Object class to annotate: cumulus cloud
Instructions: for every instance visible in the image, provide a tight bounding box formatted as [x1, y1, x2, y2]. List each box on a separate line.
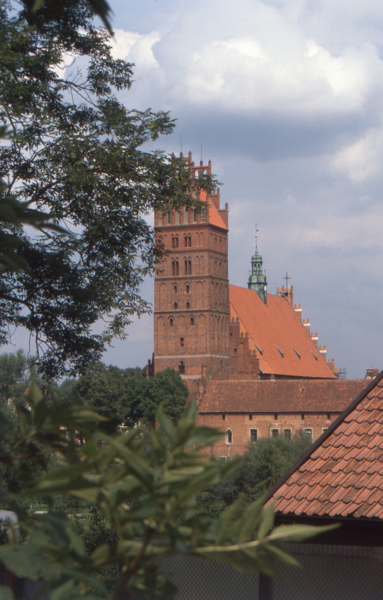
[333, 127, 383, 182]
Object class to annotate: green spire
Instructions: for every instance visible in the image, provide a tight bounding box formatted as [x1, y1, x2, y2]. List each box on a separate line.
[248, 225, 267, 303]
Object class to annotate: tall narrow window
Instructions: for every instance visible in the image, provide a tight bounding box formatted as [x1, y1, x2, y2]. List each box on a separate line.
[186, 302, 190, 309]
[188, 260, 192, 274]
[250, 429, 257, 442]
[167, 212, 171, 224]
[172, 236, 178, 248]
[184, 235, 188, 247]
[186, 284, 190, 294]
[172, 261, 179, 276]
[180, 337, 184, 347]
[174, 285, 178, 293]
[193, 209, 197, 222]
[304, 428, 313, 443]
[226, 429, 232, 444]
[190, 317, 194, 326]
[169, 318, 174, 326]
[178, 361, 185, 374]
[173, 302, 178, 309]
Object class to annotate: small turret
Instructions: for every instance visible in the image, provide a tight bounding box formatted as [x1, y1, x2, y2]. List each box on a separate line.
[248, 225, 267, 303]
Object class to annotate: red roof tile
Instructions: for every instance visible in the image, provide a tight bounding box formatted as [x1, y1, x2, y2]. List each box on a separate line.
[229, 286, 336, 378]
[267, 372, 383, 520]
[199, 379, 367, 413]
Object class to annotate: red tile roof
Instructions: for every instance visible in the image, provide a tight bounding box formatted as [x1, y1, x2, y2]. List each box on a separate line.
[199, 190, 227, 230]
[230, 286, 336, 379]
[267, 372, 383, 519]
[199, 379, 368, 414]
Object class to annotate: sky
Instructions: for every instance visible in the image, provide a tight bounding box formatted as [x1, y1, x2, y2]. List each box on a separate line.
[6, 0, 383, 379]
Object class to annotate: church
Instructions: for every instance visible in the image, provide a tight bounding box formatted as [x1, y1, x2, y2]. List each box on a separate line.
[148, 153, 368, 457]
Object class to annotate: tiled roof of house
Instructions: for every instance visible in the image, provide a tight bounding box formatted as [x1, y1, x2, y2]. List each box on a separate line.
[267, 372, 383, 519]
[199, 190, 227, 230]
[199, 379, 368, 413]
[229, 286, 336, 379]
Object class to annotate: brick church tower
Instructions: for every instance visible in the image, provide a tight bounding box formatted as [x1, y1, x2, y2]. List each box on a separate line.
[152, 152, 230, 395]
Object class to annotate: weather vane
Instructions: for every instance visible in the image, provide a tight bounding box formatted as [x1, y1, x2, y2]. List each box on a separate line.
[255, 223, 259, 249]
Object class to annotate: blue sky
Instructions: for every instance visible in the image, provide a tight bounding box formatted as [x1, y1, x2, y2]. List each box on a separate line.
[7, 0, 383, 379]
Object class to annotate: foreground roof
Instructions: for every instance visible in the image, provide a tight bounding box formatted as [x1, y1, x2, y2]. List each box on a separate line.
[268, 371, 383, 519]
[199, 379, 368, 413]
[229, 286, 336, 379]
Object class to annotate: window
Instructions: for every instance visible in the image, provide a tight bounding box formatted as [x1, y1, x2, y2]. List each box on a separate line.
[172, 236, 178, 248]
[301, 413, 305, 420]
[193, 209, 197, 222]
[172, 260, 179, 276]
[226, 429, 232, 444]
[222, 414, 225, 420]
[274, 413, 278, 420]
[249, 414, 253, 420]
[174, 285, 178, 293]
[218, 456, 227, 463]
[178, 361, 185, 374]
[186, 284, 190, 294]
[174, 302, 178, 309]
[180, 337, 184, 347]
[167, 212, 171, 224]
[250, 429, 258, 442]
[304, 428, 313, 442]
[271, 429, 279, 438]
[284, 429, 292, 440]
[186, 302, 190, 309]
[169, 318, 174, 326]
[327, 413, 331, 420]
[184, 260, 192, 275]
[190, 317, 194, 326]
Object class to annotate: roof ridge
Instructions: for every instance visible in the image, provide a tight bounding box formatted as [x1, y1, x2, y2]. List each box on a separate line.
[264, 369, 383, 505]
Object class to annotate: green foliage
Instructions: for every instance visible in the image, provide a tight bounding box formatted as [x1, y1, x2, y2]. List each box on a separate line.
[0, 385, 336, 599]
[0, 0, 213, 379]
[66, 364, 189, 426]
[200, 431, 313, 514]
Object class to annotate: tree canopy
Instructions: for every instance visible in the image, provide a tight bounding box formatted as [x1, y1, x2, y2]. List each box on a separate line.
[200, 432, 313, 514]
[66, 363, 189, 425]
[0, 0, 211, 379]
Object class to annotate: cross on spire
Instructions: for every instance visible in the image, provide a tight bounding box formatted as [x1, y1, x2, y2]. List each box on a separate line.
[283, 272, 291, 288]
[255, 223, 259, 250]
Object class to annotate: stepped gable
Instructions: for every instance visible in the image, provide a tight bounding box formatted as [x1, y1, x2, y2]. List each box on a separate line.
[199, 379, 368, 413]
[229, 285, 336, 379]
[267, 371, 383, 519]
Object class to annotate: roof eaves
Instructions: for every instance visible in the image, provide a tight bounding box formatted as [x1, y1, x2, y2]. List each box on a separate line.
[264, 370, 383, 506]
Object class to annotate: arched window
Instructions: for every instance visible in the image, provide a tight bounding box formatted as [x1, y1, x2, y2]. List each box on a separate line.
[190, 317, 194, 326]
[184, 260, 192, 275]
[167, 212, 171, 224]
[186, 284, 190, 294]
[193, 209, 197, 222]
[226, 429, 232, 444]
[172, 261, 179, 276]
[169, 318, 174, 326]
[174, 285, 178, 294]
[180, 337, 184, 347]
[186, 302, 190, 309]
[172, 236, 178, 248]
[174, 302, 178, 309]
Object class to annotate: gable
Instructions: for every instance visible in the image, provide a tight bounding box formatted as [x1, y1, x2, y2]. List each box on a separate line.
[229, 285, 336, 379]
[268, 372, 383, 519]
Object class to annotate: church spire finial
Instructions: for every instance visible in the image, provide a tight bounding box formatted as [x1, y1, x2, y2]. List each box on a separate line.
[248, 224, 267, 303]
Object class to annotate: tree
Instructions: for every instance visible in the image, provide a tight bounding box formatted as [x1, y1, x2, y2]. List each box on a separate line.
[200, 432, 313, 514]
[0, 350, 29, 404]
[67, 363, 189, 425]
[0, 0, 210, 380]
[0, 386, 334, 599]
